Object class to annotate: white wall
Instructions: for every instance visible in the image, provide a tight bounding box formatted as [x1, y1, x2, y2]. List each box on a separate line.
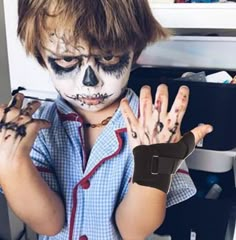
[3, 0, 56, 100]
[0, 0, 11, 102]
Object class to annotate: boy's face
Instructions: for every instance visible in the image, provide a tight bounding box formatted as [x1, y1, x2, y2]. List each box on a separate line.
[41, 37, 134, 112]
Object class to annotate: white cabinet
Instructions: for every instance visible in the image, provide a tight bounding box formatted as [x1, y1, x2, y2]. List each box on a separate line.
[149, 3, 236, 29]
[138, 3, 236, 70]
[137, 36, 236, 70]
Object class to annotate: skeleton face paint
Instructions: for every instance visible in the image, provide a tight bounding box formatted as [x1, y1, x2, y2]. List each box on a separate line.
[42, 38, 133, 112]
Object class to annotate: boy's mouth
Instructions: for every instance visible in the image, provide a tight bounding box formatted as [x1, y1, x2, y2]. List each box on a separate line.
[66, 93, 113, 105]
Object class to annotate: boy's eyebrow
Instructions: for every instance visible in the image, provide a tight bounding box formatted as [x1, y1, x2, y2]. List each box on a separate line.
[47, 52, 130, 59]
[43, 49, 73, 58]
[40, 41, 85, 55]
[42, 41, 131, 58]
[47, 53, 81, 59]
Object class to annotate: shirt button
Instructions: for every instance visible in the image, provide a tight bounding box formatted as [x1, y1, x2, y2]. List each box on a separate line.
[79, 235, 88, 240]
[81, 180, 90, 189]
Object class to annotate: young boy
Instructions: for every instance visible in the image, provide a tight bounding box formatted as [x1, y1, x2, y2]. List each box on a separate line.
[0, 0, 213, 239]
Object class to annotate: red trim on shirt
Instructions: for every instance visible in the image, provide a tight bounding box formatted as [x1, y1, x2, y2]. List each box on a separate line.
[78, 125, 87, 171]
[57, 109, 84, 123]
[36, 166, 53, 173]
[68, 128, 126, 240]
[177, 169, 189, 175]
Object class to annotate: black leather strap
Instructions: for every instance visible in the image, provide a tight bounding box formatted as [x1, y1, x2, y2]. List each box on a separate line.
[133, 132, 195, 193]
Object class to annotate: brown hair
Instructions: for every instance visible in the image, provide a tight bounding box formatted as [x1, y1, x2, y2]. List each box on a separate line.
[18, 0, 169, 67]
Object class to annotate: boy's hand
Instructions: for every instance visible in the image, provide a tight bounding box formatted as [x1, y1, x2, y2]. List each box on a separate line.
[121, 85, 213, 192]
[121, 85, 213, 149]
[0, 93, 50, 166]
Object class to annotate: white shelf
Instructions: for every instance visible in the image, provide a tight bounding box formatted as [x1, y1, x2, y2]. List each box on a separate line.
[150, 3, 236, 29]
[138, 35, 236, 70]
[186, 148, 235, 173]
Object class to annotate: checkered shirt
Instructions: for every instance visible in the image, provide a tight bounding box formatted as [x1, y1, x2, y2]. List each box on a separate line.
[1, 89, 196, 240]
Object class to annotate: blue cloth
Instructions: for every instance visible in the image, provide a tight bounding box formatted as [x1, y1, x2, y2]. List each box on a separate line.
[2, 89, 196, 240]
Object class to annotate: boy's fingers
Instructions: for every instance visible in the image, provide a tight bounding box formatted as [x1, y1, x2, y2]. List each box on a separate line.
[139, 86, 152, 127]
[17, 119, 51, 152]
[120, 98, 138, 127]
[0, 104, 7, 118]
[20, 101, 41, 116]
[0, 104, 7, 108]
[0, 119, 50, 159]
[120, 98, 141, 147]
[0, 94, 25, 122]
[26, 119, 51, 136]
[7, 93, 24, 109]
[120, 98, 139, 138]
[154, 84, 168, 117]
[169, 86, 189, 125]
[190, 124, 213, 145]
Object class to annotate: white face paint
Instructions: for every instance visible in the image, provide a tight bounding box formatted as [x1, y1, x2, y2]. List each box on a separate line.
[42, 37, 134, 112]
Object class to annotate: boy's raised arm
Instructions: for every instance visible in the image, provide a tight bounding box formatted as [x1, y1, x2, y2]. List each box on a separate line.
[116, 85, 213, 240]
[0, 93, 65, 236]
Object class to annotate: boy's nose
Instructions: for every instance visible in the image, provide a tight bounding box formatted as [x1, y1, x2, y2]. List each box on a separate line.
[82, 66, 99, 87]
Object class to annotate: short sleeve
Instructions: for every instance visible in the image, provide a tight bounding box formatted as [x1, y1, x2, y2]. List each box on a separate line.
[166, 161, 196, 208]
[30, 131, 60, 194]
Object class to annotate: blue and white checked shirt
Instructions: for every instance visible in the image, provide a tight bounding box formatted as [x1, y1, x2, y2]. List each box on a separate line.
[2, 89, 196, 240]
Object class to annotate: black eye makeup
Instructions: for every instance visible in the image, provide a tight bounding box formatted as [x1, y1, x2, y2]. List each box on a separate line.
[95, 53, 130, 78]
[47, 52, 131, 77]
[48, 56, 82, 75]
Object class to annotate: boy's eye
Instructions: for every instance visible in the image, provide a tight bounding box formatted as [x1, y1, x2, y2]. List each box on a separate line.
[55, 57, 79, 68]
[98, 55, 121, 65]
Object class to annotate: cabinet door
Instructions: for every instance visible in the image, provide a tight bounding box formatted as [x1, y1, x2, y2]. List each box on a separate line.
[148, 3, 236, 29]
